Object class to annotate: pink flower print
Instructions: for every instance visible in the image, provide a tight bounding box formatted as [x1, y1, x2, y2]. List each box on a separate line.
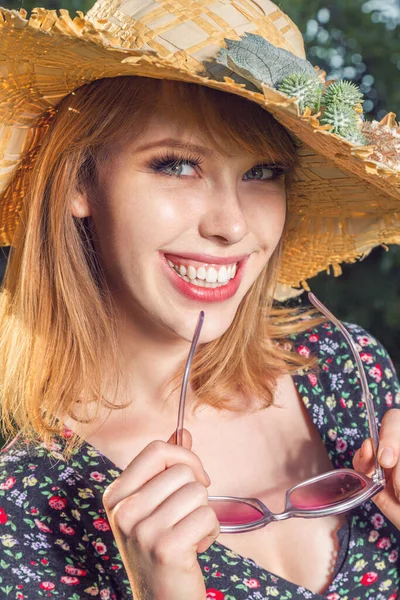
[389, 550, 398, 563]
[35, 519, 53, 533]
[339, 398, 347, 408]
[100, 590, 111, 599]
[388, 594, 398, 600]
[298, 345, 310, 357]
[370, 364, 383, 383]
[60, 523, 75, 535]
[360, 352, 374, 364]
[65, 565, 87, 577]
[377, 537, 391, 549]
[206, 591, 225, 600]
[30, 507, 38, 515]
[41, 559, 49, 565]
[361, 571, 378, 586]
[335, 438, 348, 453]
[62, 427, 74, 439]
[90, 471, 106, 482]
[308, 373, 318, 387]
[357, 335, 371, 347]
[385, 392, 393, 407]
[93, 540, 108, 555]
[204, 566, 210, 572]
[0, 476, 16, 490]
[93, 517, 111, 531]
[244, 578, 260, 588]
[214, 571, 222, 577]
[40, 582, 55, 590]
[61, 576, 81, 585]
[371, 513, 385, 529]
[327, 594, 340, 600]
[0, 507, 9, 524]
[309, 334, 319, 342]
[49, 495, 67, 510]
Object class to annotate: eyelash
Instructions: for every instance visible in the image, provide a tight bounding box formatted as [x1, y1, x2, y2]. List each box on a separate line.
[148, 151, 288, 180]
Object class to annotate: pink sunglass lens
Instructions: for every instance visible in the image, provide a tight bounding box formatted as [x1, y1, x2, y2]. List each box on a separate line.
[289, 472, 367, 510]
[209, 500, 264, 526]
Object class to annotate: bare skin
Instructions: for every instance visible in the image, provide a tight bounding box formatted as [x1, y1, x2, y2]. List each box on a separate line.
[65, 373, 345, 595]
[68, 97, 344, 598]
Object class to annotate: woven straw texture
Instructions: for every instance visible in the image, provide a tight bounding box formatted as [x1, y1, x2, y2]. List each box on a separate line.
[1, 0, 400, 289]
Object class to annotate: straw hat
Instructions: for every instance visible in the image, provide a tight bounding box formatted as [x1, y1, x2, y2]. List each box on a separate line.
[1, 0, 400, 295]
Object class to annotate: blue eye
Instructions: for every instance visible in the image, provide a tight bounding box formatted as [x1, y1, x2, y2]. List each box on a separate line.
[149, 152, 203, 177]
[244, 165, 287, 181]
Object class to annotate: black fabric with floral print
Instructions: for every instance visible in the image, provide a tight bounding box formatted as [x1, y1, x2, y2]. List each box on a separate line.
[0, 321, 399, 599]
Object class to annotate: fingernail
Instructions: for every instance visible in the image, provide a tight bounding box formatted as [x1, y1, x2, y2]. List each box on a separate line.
[379, 447, 395, 468]
[204, 471, 211, 485]
[359, 443, 364, 459]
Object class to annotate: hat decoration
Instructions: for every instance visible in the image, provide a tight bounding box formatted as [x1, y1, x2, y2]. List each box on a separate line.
[0, 0, 400, 296]
[215, 33, 366, 145]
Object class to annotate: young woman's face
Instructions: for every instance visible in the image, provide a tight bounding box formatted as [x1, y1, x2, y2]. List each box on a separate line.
[73, 102, 288, 343]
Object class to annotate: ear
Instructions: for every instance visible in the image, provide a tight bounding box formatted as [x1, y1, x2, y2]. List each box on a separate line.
[71, 189, 92, 218]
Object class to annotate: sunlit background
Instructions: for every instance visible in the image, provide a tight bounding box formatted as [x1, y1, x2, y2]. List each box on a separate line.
[2, 0, 400, 376]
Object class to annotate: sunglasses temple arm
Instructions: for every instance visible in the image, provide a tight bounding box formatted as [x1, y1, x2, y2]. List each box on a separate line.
[308, 293, 384, 481]
[175, 311, 205, 446]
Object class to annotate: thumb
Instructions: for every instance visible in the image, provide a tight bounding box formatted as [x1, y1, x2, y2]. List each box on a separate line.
[167, 428, 193, 450]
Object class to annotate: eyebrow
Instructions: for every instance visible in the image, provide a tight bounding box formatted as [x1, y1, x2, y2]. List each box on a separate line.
[134, 138, 215, 157]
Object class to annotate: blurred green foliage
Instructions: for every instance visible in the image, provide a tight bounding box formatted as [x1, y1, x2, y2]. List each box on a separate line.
[3, 0, 400, 375]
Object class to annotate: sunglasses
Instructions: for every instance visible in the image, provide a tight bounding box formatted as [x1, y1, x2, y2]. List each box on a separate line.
[175, 292, 385, 534]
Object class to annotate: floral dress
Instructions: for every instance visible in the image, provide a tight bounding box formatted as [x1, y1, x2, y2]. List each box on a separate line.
[0, 321, 399, 600]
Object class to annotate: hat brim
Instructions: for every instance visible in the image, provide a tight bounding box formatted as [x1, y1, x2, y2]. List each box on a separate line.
[1, 7, 400, 289]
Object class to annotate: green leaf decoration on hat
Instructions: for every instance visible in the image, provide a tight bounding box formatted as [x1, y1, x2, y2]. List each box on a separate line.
[277, 74, 324, 113]
[216, 33, 317, 91]
[215, 33, 367, 146]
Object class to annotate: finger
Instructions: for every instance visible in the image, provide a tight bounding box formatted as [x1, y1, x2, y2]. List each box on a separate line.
[390, 458, 400, 501]
[110, 463, 199, 533]
[145, 503, 219, 563]
[353, 438, 375, 476]
[103, 438, 210, 510]
[167, 428, 192, 449]
[377, 408, 400, 469]
[137, 480, 210, 545]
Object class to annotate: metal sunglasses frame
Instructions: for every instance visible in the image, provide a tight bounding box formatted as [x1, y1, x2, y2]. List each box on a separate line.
[175, 293, 385, 534]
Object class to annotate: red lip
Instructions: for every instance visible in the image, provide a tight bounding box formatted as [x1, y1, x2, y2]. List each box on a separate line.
[163, 252, 250, 266]
[161, 254, 249, 303]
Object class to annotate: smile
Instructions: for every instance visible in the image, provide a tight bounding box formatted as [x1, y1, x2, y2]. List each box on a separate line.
[166, 258, 237, 288]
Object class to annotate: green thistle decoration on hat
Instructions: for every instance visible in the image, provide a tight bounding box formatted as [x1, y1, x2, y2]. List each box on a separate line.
[320, 104, 361, 140]
[320, 81, 366, 144]
[277, 74, 324, 113]
[323, 80, 364, 107]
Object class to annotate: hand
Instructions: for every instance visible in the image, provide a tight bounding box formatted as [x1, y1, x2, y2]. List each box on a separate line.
[353, 408, 400, 529]
[102, 428, 219, 600]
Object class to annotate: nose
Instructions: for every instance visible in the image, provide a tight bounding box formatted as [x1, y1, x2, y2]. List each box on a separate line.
[198, 183, 248, 245]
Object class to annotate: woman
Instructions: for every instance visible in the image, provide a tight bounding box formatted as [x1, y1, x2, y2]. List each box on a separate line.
[1, 1, 400, 599]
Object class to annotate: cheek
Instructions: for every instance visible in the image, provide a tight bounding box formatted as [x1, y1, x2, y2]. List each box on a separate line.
[91, 177, 195, 256]
[250, 191, 287, 245]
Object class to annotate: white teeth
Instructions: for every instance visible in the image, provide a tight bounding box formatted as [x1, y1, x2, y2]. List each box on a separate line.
[187, 265, 197, 280]
[217, 265, 228, 283]
[206, 267, 218, 283]
[197, 266, 206, 280]
[166, 257, 239, 288]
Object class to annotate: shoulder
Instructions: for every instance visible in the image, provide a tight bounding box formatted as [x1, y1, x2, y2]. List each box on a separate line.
[0, 436, 115, 594]
[290, 320, 400, 419]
